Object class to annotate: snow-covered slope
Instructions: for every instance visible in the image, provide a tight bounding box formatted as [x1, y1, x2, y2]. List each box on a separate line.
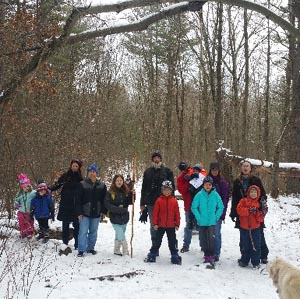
[1, 183, 300, 299]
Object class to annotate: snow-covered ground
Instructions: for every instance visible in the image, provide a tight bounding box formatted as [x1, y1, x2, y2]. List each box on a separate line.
[1, 182, 300, 299]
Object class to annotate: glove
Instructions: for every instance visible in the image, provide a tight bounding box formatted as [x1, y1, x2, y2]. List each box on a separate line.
[190, 173, 199, 180]
[50, 214, 55, 221]
[230, 215, 236, 222]
[249, 207, 257, 214]
[30, 211, 34, 221]
[139, 207, 148, 224]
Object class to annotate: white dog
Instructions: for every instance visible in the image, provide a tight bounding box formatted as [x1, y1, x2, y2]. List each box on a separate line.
[268, 258, 300, 299]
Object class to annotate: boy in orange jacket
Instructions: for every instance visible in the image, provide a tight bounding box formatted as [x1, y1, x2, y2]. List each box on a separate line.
[145, 180, 181, 264]
[237, 185, 267, 269]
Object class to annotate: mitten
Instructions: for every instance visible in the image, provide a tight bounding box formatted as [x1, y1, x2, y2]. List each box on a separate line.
[190, 173, 199, 180]
[230, 215, 236, 222]
[249, 207, 257, 214]
[139, 207, 148, 224]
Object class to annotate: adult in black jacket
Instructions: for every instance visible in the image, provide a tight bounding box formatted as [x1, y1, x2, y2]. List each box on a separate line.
[140, 151, 174, 247]
[229, 160, 269, 264]
[105, 174, 132, 256]
[49, 159, 83, 252]
[76, 164, 107, 257]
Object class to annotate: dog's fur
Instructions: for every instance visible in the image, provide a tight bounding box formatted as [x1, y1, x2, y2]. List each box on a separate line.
[268, 258, 300, 299]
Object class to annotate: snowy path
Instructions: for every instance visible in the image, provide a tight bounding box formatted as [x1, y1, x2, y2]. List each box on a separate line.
[1, 185, 300, 299]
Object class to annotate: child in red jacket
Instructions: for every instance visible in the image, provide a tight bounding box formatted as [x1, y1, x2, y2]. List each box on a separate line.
[237, 185, 267, 269]
[145, 180, 181, 264]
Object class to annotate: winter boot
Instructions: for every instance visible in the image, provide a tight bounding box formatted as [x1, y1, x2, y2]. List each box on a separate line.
[144, 252, 156, 263]
[171, 253, 182, 265]
[121, 240, 129, 256]
[209, 256, 215, 266]
[180, 245, 189, 253]
[203, 256, 210, 263]
[114, 240, 122, 256]
[36, 233, 44, 240]
[59, 245, 72, 256]
[238, 259, 248, 268]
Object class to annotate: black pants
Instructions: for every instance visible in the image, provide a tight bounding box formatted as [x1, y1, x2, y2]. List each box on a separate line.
[62, 219, 79, 247]
[37, 218, 49, 237]
[260, 226, 269, 259]
[149, 227, 177, 255]
[199, 226, 215, 257]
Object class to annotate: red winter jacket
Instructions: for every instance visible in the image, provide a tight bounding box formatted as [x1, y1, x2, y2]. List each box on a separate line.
[152, 195, 180, 228]
[176, 167, 193, 212]
[237, 185, 264, 230]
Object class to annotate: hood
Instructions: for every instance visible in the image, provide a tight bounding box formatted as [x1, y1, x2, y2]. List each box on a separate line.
[247, 185, 261, 200]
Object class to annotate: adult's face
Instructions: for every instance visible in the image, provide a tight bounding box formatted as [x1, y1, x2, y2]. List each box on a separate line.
[88, 170, 97, 182]
[152, 156, 161, 163]
[241, 162, 251, 175]
[211, 168, 219, 177]
[71, 163, 79, 172]
[115, 177, 124, 188]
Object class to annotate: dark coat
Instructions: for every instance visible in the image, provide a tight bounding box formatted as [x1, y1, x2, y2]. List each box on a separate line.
[230, 174, 266, 228]
[49, 171, 82, 222]
[105, 189, 132, 225]
[31, 193, 54, 219]
[141, 165, 174, 207]
[76, 178, 107, 218]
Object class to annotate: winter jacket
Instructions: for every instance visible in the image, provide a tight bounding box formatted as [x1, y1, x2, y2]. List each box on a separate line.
[105, 188, 132, 225]
[237, 185, 265, 230]
[76, 178, 107, 218]
[49, 171, 82, 222]
[230, 174, 266, 228]
[176, 167, 194, 212]
[211, 175, 230, 220]
[14, 190, 36, 213]
[191, 188, 224, 227]
[31, 193, 54, 219]
[141, 165, 174, 207]
[152, 195, 180, 228]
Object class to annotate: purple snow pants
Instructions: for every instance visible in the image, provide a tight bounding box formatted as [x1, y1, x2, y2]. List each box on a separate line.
[17, 211, 34, 238]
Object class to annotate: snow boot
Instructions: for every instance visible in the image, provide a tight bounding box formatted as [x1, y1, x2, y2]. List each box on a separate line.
[59, 245, 72, 256]
[209, 256, 215, 266]
[114, 240, 122, 256]
[121, 240, 129, 256]
[203, 256, 210, 263]
[171, 253, 182, 265]
[144, 252, 156, 263]
[238, 259, 248, 268]
[180, 245, 189, 253]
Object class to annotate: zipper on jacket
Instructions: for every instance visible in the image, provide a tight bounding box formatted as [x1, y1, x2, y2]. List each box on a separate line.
[166, 196, 169, 227]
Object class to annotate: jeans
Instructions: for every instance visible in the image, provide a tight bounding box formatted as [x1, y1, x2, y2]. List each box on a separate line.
[62, 219, 79, 247]
[199, 226, 215, 257]
[214, 219, 222, 257]
[112, 223, 127, 241]
[147, 206, 157, 246]
[149, 227, 178, 255]
[240, 228, 261, 267]
[78, 216, 100, 252]
[183, 211, 193, 248]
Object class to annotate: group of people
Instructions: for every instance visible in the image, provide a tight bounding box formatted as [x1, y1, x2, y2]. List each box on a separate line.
[14, 151, 269, 268]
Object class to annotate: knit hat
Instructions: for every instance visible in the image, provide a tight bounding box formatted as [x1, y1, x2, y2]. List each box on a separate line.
[178, 162, 188, 171]
[209, 162, 220, 170]
[193, 164, 203, 172]
[87, 164, 99, 175]
[161, 180, 173, 191]
[151, 151, 162, 160]
[203, 176, 213, 185]
[71, 159, 83, 168]
[18, 173, 31, 187]
[36, 183, 48, 192]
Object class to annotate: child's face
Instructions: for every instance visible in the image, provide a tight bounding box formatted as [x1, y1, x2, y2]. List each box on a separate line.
[249, 188, 258, 199]
[22, 185, 30, 192]
[38, 190, 46, 196]
[115, 177, 124, 188]
[203, 182, 212, 192]
[162, 188, 172, 196]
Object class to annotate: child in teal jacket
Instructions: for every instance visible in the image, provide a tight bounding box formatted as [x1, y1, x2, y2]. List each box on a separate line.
[14, 174, 36, 238]
[191, 176, 224, 266]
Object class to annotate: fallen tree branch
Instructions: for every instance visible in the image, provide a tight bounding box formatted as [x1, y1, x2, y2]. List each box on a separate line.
[89, 270, 145, 281]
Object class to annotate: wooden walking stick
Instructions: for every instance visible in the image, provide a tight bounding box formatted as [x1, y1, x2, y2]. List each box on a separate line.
[130, 153, 137, 258]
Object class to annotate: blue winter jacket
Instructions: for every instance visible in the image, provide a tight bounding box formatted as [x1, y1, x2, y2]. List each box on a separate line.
[31, 193, 54, 219]
[191, 188, 224, 226]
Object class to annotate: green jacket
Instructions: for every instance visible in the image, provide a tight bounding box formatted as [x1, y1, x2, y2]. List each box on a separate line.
[14, 190, 36, 213]
[191, 188, 224, 226]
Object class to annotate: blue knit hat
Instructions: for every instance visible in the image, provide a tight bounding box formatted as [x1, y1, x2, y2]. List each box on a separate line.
[87, 164, 99, 175]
